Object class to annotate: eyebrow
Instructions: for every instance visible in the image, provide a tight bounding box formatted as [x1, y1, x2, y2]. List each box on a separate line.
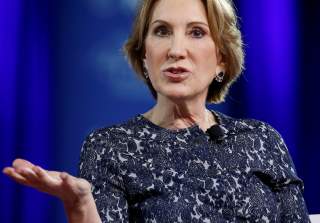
[151, 19, 209, 28]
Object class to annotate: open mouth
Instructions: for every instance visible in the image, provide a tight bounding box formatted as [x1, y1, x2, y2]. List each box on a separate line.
[163, 67, 190, 82]
[165, 67, 188, 74]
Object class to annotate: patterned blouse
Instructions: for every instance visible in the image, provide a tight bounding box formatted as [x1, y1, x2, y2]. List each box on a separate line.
[78, 110, 310, 222]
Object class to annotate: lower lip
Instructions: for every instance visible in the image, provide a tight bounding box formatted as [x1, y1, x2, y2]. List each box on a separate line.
[163, 71, 190, 82]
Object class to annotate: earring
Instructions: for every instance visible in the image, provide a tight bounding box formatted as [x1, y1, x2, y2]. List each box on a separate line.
[215, 72, 224, 82]
[143, 62, 149, 79]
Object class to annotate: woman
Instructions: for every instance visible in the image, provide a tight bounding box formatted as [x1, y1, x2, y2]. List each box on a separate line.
[3, 0, 310, 222]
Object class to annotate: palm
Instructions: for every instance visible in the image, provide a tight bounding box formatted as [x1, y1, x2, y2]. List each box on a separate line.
[2, 159, 91, 206]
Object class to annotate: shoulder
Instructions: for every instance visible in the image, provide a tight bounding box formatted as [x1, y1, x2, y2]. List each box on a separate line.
[215, 110, 288, 154]
[217, 112, 301, 182]
[83, 115, 141, 144]
[215, 110, 280, 137]
[79, 115, 143, 173]
[236, 117, 286, 147]
[80, 115, 143, 157]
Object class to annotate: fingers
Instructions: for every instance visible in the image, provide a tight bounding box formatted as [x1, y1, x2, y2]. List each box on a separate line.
[3, 161, 91, 202]
[33, 165, 62, 185]
[47, 170, 64, 179]
[3, 162, 62, 193]
[2, 167, 28, 185]
[12, 158, 35, 169]
[8, 165, 45, 188]
[16, 166, 41, 184]
[8, 159, 40, 184]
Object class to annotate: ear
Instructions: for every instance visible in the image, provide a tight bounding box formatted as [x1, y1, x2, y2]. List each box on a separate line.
[142, 58, 147, 69]
[215, 49, 225, 74]
[215, 62, 226, 75]
[143, 57, 151, 71]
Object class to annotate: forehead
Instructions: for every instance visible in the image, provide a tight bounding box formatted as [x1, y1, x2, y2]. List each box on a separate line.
[150, 0, 208, 24]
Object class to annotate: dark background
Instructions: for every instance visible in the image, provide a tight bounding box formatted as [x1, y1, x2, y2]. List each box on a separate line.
[1, 0, 319, 222]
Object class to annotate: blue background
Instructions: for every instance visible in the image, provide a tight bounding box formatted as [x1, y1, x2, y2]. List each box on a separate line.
[1, 0, 319, 222]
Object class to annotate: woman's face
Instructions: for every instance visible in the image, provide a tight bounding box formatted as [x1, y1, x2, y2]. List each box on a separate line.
[144, 0, 223, 102]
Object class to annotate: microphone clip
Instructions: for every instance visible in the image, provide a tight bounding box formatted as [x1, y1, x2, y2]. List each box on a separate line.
[205, 124, 228, 142]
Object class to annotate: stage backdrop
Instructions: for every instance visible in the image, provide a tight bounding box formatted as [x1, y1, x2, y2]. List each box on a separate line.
[1, 0, 319, 222]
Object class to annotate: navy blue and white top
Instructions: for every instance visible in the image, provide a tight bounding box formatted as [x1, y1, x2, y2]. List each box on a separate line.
[78, 110, 310, 222]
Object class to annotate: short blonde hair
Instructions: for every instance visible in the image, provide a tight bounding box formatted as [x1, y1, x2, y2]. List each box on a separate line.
[123, 0, 244, 103]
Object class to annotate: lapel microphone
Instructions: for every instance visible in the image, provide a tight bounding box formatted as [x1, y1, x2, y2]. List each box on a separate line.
[205, 124, 226, 142]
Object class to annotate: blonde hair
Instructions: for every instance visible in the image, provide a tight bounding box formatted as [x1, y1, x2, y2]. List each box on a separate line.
[123, 0, 244, 103]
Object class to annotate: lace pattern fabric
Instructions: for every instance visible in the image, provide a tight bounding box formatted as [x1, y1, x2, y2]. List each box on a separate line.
[78, 110, 310, 222]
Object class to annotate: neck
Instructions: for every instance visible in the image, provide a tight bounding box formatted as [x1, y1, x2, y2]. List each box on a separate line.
[143, 95, 216, 131]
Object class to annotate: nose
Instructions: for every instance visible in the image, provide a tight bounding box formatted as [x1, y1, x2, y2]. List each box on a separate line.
[167, 34, 187, 60]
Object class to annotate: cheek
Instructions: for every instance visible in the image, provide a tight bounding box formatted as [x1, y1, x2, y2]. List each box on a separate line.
[194, 46, 218, 74]
[145, 38, 167, 68]
[145, 50, 158, 73]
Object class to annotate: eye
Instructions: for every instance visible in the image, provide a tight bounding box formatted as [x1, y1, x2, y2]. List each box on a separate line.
[189, 27, 206, 38]
[153, 25, 171, 37]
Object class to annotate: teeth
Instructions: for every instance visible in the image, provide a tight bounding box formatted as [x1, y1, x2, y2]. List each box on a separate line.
[170, 69, 183, 74]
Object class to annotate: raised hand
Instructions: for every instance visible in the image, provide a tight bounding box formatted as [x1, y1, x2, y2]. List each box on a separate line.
[3, 159, 101, 223]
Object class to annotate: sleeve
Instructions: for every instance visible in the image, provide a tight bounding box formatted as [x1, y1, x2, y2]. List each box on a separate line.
[265, 124, 310, 222]
[78, 130, 129, 223]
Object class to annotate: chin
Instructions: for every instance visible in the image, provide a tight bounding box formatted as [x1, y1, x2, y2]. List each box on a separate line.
[160, 89, 194, 101]
[155, 83, 204, 101]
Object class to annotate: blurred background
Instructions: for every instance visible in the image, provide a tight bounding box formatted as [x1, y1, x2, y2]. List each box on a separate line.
[1, 0, 319, 222]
